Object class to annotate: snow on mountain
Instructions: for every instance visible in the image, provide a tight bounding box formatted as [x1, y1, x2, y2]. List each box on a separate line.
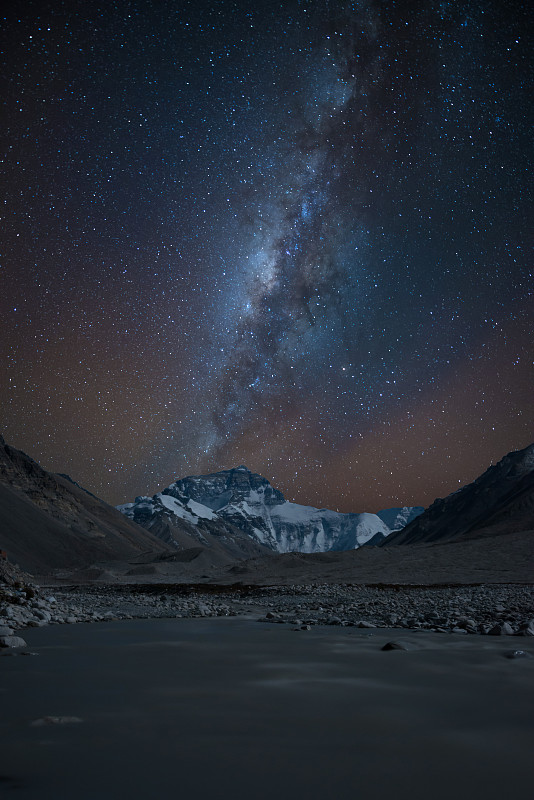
[118, 493, 216, 529]
[375, 506, 426, 532]
[117, 486, 270, 562]
[118, 466, 423, 553]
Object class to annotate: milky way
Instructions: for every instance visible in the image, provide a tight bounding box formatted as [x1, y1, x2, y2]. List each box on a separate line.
[207, 29, 369, 450]
[1, 0, 532, 511]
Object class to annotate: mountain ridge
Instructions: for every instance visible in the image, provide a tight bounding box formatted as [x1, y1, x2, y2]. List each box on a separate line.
[384, 443, 534, 546]
[118, 465, 424, 553]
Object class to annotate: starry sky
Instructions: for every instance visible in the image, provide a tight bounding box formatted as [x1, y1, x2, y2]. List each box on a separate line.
[1, 0, 532, 513]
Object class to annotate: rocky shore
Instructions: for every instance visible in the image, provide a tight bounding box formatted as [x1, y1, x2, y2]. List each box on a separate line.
[1, 580, 533, 647]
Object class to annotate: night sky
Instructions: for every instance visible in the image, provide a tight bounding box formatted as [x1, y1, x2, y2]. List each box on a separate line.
[1, 0, 532, 513]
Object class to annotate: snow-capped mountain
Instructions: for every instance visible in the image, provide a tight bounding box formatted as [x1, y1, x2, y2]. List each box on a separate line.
[115, 487, 271, 564]
[118, 466, 423, 553]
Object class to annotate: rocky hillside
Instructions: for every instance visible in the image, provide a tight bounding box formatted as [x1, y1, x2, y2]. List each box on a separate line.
[0, 434, 172, 574]
[384, 443, 534, 546]
[119, 465, 423, 553]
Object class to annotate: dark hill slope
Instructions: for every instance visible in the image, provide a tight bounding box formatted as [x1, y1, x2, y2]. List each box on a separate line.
[384, 443, 534, 546]
[0, 434, 171, 574]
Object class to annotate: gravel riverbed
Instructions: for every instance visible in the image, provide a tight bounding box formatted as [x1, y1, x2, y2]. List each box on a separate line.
[2, 581, 534, 646]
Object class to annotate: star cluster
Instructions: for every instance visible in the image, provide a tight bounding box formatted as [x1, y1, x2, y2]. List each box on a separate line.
[1, 0, 532, 511]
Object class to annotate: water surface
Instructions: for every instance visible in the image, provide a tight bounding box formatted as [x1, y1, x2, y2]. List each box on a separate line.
[1, 618, 533, 799]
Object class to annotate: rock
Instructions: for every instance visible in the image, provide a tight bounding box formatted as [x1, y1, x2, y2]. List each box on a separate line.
[488, 622, 515, 636]
[381, 640, 418, 651]
[452, 627, 468, 634]
[516, 620, 534, 636]
[0, 635, 28, 648]
[357, 621, 376, 629]
[457, 617, 477, 629]
[0, 625, 15, 636]
[503, 650, 532, 659]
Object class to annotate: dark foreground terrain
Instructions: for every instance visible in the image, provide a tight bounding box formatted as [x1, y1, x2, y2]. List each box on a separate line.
[1, 617, 533, 800]
[1, 579, 533, 800]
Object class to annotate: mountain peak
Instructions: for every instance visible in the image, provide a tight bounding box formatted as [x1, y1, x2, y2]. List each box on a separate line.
[164, 465, 286, 512]
[500, 442, 534, 474]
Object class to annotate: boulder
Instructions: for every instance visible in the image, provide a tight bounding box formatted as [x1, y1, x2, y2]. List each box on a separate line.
[0, 635, 28, 648]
